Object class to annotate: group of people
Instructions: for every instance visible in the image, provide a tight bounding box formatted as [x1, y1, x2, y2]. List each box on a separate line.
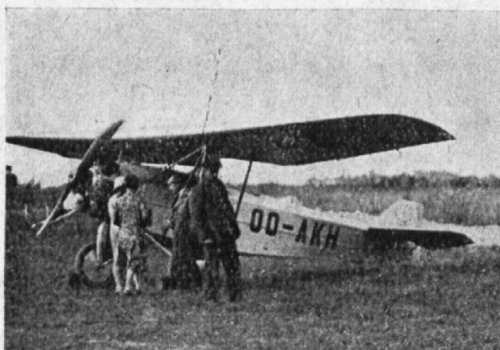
[45, 154, 150, 296]
[79, 154, 150, 296]
[84, 153, 242, 301]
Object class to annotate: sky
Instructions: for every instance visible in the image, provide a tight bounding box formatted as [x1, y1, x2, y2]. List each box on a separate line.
[4, 5, 500, 186]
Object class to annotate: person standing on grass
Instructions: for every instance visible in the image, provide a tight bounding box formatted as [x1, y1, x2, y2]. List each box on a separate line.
[166, 174, 203, 291]
[108, 176, 126, 292]
[189, 156, 242, 302]
[108, 174, 149, 295]
[89, 154, 121, 266]
[6, 165, 18, 208]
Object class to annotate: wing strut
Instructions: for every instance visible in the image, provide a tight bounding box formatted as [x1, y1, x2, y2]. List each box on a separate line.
[235, 160, 253, 218]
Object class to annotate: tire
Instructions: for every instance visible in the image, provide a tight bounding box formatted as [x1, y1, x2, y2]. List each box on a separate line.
[74, 242, 114, 289]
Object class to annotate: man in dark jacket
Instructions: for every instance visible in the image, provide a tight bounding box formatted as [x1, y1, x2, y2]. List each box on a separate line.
[167, 175, 202, 290]
[189, 157, 242, 302]
[6, 165, 18, 208]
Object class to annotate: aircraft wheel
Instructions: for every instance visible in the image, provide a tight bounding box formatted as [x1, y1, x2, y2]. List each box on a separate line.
[74, 242, 114, 289]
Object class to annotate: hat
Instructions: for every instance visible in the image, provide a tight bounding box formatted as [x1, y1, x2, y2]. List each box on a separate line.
[202, 155, 222, 173]
[124, 174, 140, 190]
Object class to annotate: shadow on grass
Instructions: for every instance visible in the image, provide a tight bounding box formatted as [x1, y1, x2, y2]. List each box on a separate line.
[243, 247, 500, 293]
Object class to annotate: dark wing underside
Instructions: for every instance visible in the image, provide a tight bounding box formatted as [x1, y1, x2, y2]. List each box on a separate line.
[6, 114, 454, 165]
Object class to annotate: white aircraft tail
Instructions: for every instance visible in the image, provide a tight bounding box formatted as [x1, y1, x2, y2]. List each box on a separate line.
[377, 200, 424, 228]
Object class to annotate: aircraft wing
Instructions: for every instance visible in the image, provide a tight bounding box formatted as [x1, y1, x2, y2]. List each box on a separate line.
[6, 114, 453, 165]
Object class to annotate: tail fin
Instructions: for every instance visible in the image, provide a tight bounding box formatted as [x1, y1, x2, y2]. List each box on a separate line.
[377, 200, 424, 228]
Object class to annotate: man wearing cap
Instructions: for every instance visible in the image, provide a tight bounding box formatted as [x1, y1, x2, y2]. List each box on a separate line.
[189, 157, 242, 302]
[167, 174, 202, 290]
[108, 174, 148, 295]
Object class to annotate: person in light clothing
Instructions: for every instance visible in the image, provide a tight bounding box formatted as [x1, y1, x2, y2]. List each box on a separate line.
[108, 176, 126, 292]
[108, 174, 148, 295]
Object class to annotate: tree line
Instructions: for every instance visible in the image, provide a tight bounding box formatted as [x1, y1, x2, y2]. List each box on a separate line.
[243, 171, 500, 195]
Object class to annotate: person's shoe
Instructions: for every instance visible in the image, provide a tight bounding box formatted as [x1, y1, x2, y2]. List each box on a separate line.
[122, 289, 134, 296]
[95, 259, 108, 271]
[161, 277, 171, 290]
[115, 286, 123, 294]
[204, 291, 218, 302]
[229, 290, 242, 303]
[67, 270, 81, 291]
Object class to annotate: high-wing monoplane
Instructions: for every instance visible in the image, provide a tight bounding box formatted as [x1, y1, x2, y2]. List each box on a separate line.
[7, 114, 473, 285]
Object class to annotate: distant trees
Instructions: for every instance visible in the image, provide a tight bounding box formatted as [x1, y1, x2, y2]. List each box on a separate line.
[239, 172, 500, 199]
[305, 172, 500, 191]
[240, 172, 500, 226]
[6, 180, 59, 211]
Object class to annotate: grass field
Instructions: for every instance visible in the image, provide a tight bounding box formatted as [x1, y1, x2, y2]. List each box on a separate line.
[5, 210, 500, 350]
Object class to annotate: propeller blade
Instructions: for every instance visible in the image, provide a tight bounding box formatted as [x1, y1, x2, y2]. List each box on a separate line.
[74, 120, 124, 182]
[35, 120, 124, 238]
[35, 183, 72, 237]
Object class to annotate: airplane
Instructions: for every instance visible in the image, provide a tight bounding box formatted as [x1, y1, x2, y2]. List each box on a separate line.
[6, 114, 473, 287]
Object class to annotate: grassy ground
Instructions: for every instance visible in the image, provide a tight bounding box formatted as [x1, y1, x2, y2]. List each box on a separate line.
[5, 210, 500, 349]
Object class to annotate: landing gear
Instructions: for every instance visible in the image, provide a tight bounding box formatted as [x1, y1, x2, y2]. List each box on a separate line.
[74, 242, 114, 288]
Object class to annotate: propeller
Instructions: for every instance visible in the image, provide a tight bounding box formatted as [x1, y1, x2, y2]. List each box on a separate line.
[35, 120, 124, 237]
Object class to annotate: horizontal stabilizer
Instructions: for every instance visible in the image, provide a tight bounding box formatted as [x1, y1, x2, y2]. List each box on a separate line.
[370, 200, 473, 249]
[366, 228, 473, 250]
